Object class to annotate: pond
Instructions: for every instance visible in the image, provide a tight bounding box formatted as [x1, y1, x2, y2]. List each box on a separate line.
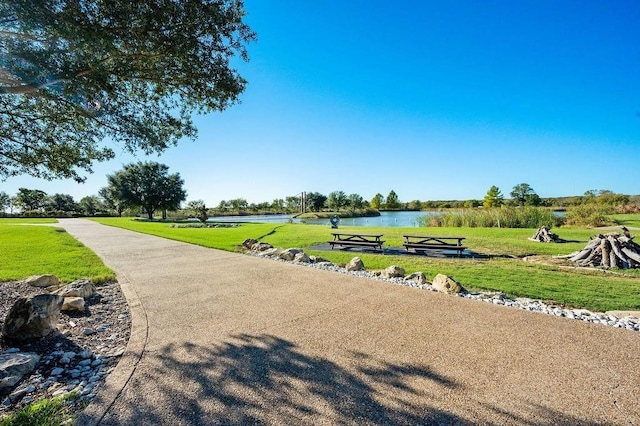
[208, 211, 435, 227]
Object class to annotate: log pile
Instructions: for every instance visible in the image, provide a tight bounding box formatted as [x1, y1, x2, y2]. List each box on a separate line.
[528, 226, 561, 242]
[556, 228, 640, 268]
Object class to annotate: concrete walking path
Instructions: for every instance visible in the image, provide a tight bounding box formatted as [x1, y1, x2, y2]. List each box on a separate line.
[58, 219, 640, 425]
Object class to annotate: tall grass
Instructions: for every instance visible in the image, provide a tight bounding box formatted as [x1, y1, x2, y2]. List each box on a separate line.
[420, 207, 561, 229]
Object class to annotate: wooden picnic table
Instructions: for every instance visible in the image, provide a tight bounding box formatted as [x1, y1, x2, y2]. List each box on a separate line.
[328, 233, 385, 252]
[403, 235, 466, 256]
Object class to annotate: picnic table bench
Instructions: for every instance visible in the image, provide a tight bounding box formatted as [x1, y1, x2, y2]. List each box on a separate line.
[328, 233, 385, 252]
[403, 235, 466, 256]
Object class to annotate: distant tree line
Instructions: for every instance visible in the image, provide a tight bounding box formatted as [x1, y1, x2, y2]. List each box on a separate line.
[3, 173, 638, 219]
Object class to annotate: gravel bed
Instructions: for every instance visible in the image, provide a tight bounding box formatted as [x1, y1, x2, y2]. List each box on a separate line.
[0, 280, 131, 420]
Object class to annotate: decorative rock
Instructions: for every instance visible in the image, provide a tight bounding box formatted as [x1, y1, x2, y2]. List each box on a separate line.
[22, 275, 61, 288]
[431, 274, 466, 295]
[8, 387, 27, 402]
[0, 352, 40, 394]
[261, 248, 283, 257]
[61, 297, 85, 312]
[279, 248, 302, 261]
[309, 255, 328, 264]
[294, 252, 311, 263]
[404, 272, 428, 285]
[54, 279, 96, 299]
[50, 367, 64, 376]
[83, 328, 95, 336]
[346, 257, 365, 272]
[2, 294, 64, 340]
[382, 265, 405, 278]
[242, 238, 258, 249]
[251, 242, 273, 252]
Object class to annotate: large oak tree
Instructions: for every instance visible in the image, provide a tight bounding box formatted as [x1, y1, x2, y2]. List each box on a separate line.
[0, 0, 255, 181]
[106, 162, 186, 219]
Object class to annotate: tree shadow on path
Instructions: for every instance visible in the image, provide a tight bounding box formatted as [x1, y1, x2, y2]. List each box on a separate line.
[98, 334, 465, 425]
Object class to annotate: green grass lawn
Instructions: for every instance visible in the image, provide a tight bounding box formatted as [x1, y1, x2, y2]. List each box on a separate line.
[93, 217, 640, 312]
[0, 219, 114, 283]
[612, 213, 640, 228]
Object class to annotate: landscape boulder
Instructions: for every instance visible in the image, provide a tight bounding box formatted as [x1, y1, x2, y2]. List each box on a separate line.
[309, 255, 328, 264]
[61, 297, 86, 312]
[382, 265, 405, 278]
[405, 272, 428, 285]
[346, 257, 364, 272]
[242, 238, 258, 249]
[431, 274, 466, 295]
[294, 252, 311, 263]
[22, 275, 60, 288]
[251, 242, 273, 252]
[54, 279, 96, 299]
[260, 248, 283, 257]
[279, 248, 302, 261]
[0, 352, 40, 395]
[2, 294, 64, 340]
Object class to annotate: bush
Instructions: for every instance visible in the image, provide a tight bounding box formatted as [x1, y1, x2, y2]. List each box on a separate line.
[564, 204, 615, 227]
[419, 207, 562, 228]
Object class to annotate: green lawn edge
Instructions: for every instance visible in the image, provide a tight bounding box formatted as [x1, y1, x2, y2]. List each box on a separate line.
[0, 220, 114, 283]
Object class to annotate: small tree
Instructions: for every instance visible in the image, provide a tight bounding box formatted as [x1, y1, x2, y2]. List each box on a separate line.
[187, 200, 209, 224]
[483, 186, 504, 208]
[407, 200, 422, 210]
[270, 199, 284, 212]
[370, 193, 384, 210]
[285, 196, 301, 212]
[510, 183, 540, 206]
[46, 193, 78, 213]
[347, 193, 364, 210]
[385, 190, 400, 209]
[15, 188, 47, 212]
[79, 195, 102, 216]
[327, 191, 348, 211]
[229, 198, 249, 212]
[99, 186, 128, 217]
[305, 192, 327, 212]
[0, 191, 9, 216]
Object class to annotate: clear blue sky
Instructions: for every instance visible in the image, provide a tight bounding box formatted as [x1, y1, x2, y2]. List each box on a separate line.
[3, 0, 639, 205]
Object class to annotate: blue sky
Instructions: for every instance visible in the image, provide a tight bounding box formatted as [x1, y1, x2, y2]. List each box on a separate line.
[3, 0, 639, 205]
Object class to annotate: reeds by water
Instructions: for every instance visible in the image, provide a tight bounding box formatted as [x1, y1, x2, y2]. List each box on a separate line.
[419, 207, 561, 228]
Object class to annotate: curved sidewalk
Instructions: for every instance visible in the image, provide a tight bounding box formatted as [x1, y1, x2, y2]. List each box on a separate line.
[60, 219, 640, 425]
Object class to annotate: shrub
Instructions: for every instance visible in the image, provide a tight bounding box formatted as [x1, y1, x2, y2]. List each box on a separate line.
[564, 204, 614, 227]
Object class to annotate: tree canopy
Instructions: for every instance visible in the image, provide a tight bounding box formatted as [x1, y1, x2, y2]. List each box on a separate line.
[0, 0, 255, 182]
[106, 162, 186, 219]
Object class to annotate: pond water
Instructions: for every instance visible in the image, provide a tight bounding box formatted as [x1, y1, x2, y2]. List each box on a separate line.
[207, 209, 566, 228]
[208, 211, 434, 227]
